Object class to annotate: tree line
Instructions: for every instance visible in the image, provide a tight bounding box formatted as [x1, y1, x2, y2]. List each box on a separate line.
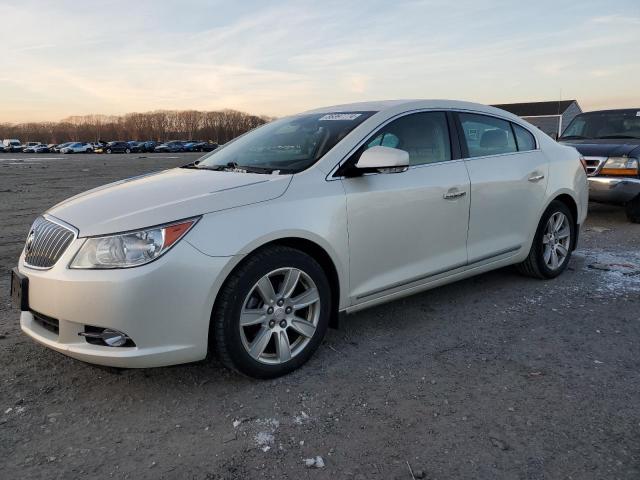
[0, 109, 273, 144]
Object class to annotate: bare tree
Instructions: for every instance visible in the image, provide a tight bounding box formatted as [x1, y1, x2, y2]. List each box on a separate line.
[0, 109, 271, 144]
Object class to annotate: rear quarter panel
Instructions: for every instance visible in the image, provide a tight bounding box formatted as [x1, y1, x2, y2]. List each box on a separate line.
[542, 139, 589, 225]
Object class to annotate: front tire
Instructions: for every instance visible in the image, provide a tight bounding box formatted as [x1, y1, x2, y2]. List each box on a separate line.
[212, 246, 331, 379]
[517, 200, 575, 279]
[625, 195, 640, 223]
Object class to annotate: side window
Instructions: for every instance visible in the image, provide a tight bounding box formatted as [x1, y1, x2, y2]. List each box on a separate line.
[363, 112, 451, 166]
[512, 124, 536, 151]
[459, 113, 517, 158]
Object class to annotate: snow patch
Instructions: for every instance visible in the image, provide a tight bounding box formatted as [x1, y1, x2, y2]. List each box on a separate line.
[294, 411, 310, 425]
[304, 456, 325, 468]
[579, 249, 640, 293]
[254, 431, 275, 452]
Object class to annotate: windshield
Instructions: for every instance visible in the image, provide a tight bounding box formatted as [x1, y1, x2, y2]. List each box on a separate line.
[195, 111, 375, 173]
[561, 111, 640, 140]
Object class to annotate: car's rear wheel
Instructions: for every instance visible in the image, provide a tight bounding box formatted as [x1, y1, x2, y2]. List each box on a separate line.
[212, 246, 331, 378]
[125, 148, 131, 154]
[625, 194, 640, 223]
[517, 200, 575, 279]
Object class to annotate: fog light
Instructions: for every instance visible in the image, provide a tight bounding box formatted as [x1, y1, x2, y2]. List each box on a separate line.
[79, 327, 134, 347]
[101, 329, 130, 347]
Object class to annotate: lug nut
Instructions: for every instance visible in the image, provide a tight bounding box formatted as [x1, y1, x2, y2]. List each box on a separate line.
[279, 320, 287, 328]
[268, 320, 276, 328]
[267, 307, 274, 315]
[285, 306, 292, 314]
[277, 299, 285, 307]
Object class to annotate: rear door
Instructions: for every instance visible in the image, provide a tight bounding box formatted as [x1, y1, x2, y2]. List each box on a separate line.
[455, 112, 548, 263]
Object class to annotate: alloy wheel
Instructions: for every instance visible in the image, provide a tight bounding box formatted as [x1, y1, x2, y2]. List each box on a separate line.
[542, 212, 571, 270]
[239, 267, 320, 365]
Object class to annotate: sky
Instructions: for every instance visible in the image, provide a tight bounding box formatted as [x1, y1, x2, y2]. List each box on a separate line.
[1, 0, 639, 123]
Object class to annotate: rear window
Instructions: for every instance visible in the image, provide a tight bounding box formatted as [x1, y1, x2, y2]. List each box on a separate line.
[459, 113, 517, 158]
[513, 124, 536, 151]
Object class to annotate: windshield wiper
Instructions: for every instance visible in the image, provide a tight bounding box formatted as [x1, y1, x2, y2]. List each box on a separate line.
[181, 161, 201, 169]
[188, 162, 290, 175]
[596, 135, 640, 140]
[558, 135, 588, 140]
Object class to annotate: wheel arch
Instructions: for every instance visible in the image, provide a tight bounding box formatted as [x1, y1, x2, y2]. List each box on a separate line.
[211, 235, 343, 331]
[545, 191, 580, 251]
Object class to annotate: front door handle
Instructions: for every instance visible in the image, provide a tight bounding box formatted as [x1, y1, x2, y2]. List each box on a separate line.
[528, 174, 545, 182]
[443, 190, 467, 200]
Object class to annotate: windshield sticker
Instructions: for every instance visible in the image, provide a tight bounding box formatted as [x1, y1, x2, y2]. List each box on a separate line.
[319, 113, 362, 121]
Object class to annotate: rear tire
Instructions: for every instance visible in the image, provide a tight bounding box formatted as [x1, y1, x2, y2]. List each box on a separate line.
[517, 200, 575, 279]
[625, 195, 640, 223]
[212, 246, 331, 379]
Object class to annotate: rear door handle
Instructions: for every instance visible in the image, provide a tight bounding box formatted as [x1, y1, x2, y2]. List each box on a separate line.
[528, 174, 545, 182]
[443, 190, 467, 200]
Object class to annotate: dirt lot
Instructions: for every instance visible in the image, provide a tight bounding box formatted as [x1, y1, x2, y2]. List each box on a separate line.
[1, 152, 639, 479]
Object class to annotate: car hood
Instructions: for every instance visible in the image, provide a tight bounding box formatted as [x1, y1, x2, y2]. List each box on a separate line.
[560, 139, 640, 158]
[48, 167, 292, 237]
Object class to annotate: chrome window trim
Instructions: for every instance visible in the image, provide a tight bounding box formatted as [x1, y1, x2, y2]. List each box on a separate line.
[457, 111, 540, 155]
[460, 149, 544, 162]
[327, 108, 540, 181]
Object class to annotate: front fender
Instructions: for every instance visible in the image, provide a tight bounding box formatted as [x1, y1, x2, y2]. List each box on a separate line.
[185, 172, 350, 309]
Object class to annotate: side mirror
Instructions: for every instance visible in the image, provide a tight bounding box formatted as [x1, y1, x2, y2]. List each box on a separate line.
[355, 146, 409, 173]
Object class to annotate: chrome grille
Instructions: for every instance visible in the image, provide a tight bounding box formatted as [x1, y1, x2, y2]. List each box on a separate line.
[583, 156, 606, 177]
[24, 216, 76, 269]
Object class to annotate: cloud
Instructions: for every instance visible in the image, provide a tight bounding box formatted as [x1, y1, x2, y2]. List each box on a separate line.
[0, 0, 639, 121]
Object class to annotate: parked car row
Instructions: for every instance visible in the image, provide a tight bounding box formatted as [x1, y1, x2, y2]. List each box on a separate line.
[1, 139, 219, 154]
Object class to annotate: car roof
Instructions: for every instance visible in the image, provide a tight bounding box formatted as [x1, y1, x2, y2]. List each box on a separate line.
[579, 108, 640, 115]
[303, 99, 502, 113]
[301, 99, 524, 122]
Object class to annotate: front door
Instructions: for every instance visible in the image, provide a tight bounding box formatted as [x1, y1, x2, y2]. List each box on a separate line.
[341, 111, 471, 303]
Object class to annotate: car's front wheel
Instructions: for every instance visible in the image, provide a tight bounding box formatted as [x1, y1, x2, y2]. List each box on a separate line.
[517, 200, 575, 279]
[625, 194, 640, 223]
[212, 246, 331, 378]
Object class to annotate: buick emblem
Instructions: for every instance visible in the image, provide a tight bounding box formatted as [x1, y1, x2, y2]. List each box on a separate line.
[25, 231, 35, 253]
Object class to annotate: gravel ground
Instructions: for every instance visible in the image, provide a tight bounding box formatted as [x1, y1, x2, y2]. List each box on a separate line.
[1, 153, 639, 479]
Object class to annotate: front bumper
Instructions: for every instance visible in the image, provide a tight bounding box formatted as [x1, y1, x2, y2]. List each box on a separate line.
[17, 238, 238, 368]
[588, 177, 640, 204]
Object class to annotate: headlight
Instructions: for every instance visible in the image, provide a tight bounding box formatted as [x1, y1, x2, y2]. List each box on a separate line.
[601, 157, 639, 176]
[70, 218, 199, 269]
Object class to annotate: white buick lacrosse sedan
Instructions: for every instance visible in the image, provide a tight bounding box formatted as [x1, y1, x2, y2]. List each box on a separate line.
[11, 100, 588, 378]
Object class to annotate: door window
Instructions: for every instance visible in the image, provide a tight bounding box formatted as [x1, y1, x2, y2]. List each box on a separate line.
[513, 124, 536, 151]
[364, 112, 452, 166]
[459, 113, 517, 158]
